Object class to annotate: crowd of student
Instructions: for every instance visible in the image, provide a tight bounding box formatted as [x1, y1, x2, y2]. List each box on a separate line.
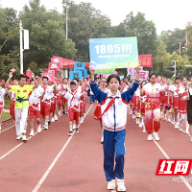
[0, 66, 192, 191]
[0, 72, 89, 141]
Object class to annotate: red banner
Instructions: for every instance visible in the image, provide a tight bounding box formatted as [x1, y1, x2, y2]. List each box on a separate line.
[139, 55, 153, 68]
[49, 62, 60, 71]
[45, 68, 57, 76]
[51, 55, 90, 68]
[41, 72, 55, 82]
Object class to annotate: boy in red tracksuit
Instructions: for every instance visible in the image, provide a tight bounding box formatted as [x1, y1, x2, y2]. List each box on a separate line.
[64, 81, 82, 136]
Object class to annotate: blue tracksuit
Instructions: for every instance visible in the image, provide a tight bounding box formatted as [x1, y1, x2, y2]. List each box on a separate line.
[90, 80, 139, 181]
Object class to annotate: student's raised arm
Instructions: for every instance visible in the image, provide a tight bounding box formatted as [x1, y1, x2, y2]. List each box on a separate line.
[5, 73, 13, 90]
[31, 73, 38, 89]
[89, 67, 107, 103]
[121, 66, 141, 103]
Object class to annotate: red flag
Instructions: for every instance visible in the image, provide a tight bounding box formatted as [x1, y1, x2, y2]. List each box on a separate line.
[26, 69, 31, 78]
[10, 68, 16, 73]
[1, 79, 5, 85]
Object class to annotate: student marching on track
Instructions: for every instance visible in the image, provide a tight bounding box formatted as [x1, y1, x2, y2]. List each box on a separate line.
[178, 77, 189, 132]
[64, 81, 82, 136]
[5, 73, 38, 142]
[187, 78, 192, 141]
[28, 79, 43, 136]
[141, 73, 166, 141]
[169, 77, 182, 129]
[9, 78, 18, 121]
[0, 80, 8, 131]
[62, 78, 69, 115]
[90, 66, 141, 191]
[41, 77, 56, 130]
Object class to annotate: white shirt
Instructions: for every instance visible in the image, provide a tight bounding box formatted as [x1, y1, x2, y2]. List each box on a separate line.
[0, 87, 6, 106]
[41, 85, 54, 102]
[29, 87, 43, 110]
[64, 90, 81, 111]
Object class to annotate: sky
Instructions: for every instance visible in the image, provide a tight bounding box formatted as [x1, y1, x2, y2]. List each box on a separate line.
[1, 0, 192, 35]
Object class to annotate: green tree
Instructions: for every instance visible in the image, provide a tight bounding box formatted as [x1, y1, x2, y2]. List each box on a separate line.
[0, 7, 19, 53]
[123, 12, 158, 56]
[19, 0, 77, 71]
[67, 2, 112, 62]
[159, 28, 186, 54]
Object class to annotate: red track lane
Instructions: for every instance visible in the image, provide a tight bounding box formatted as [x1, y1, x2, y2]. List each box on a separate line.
[35, 105, 191, 192]
[0, 113, 73, 192]
[0, 103, 192, 192]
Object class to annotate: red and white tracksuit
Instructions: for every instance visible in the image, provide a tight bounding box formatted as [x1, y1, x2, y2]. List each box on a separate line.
[10, 91, 16, 116]
[142, 83, 164, 134]
[0, 87, 5, 116]
[29, 87, 43, 119]
[64, 90, 81, 121]
[41, 85, 54, 116]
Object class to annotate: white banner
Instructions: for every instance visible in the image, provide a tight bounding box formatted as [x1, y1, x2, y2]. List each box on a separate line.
[131, 69, 149, 80]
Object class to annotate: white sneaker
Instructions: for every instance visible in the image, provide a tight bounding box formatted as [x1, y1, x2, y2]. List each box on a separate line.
[107, 179, 115, 190]
[73, 123, 76, 130]
[51, 117, 55, 123]
[79, 118, 84, 124]
[136, 119, 140, 124]
[165, 117, 167, 121]
[22, 135, 27, 142]
[101, 136, 104, 143]
[132, 115, 135, 119]
[139, 122, 142, 128]
[171, 121, 175, 125]
[167, 118, 171, 123]
[54, 115, 58, 121]
[117, 179, 126, 191]
[43, 123, 48, 130]
[143, 129, 146, 133]
[0, 125, 1, 131]
[153, 132, 160, 141]
[175, 122, 179, 129]
[190, 137, 192, 142]
[163, 116, 165, 121]
[37, 125, 41, 133]
[29, 129, 34, 136]
[147, 134, 153, 141]
[16, 134, 22, 140]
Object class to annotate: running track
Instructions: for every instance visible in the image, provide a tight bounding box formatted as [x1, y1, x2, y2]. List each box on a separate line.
[0, 103, 192, 192]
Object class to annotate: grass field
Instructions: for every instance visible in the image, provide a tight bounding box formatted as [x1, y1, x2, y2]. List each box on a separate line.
[4, 98, 11, 108]
[1, 111, 11, 120]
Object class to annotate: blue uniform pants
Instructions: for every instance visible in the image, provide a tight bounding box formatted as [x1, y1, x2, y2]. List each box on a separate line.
[103, 129, 126, 181]
[90, 95, 95, 103]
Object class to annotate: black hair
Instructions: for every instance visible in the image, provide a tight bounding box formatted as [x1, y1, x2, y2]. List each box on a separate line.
[18, 74, 27, 81]
[13, 78, 18, 81]
[63, 78, 68, 80]
[107, 74, 120, 84]
[73, 78, 79, 82]
[30, 79, 34, 83]
[149, 72, 158, 79]
[182, 77, 189, 81]
[175, 76, 181, 81]
[42, 76, 48, 81]
[166, 78, 171, 80]
[70, 81, 76, 86]
[140, 80, 146, 88]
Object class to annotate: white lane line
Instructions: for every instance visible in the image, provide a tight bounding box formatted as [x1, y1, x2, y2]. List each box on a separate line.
[152, 138, 192, 192]
[0, 114, 65, 159]
[0, 125, 14, 134]
[32, 104, 93, 192]
[0, 131, 39, 161]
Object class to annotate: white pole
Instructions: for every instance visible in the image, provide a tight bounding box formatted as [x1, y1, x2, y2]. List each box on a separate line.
[20, 20, 23, 74]
[66, 6, 68, 40]
[175, 60, 176, 76]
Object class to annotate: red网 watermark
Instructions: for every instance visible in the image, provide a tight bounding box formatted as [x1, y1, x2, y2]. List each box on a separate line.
[156, 159, 192, 176]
